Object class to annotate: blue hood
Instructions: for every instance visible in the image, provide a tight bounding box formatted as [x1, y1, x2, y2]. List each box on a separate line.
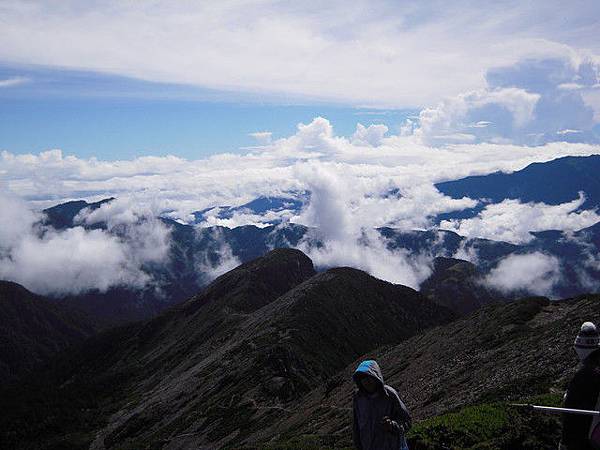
[353, 359, 385, 391]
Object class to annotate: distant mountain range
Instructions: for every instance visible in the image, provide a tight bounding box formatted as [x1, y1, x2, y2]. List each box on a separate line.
[1, 249, 596, 449]
[191, 195, 306, 225]
[33, 214, 600, 326]
[435, 154, 600, 221]
[0, 154, 596, 328]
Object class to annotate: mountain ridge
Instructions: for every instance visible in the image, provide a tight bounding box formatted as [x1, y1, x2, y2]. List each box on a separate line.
[435, 154, 600, 212]
[0, 249, 453, 449]
[0, 280, 95, 384]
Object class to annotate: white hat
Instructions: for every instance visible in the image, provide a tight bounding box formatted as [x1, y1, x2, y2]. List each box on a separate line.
[574, 322, 600, 361]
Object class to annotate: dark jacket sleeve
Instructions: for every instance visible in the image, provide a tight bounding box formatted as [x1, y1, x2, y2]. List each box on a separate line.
[562, 367, 599, 449]
[353, 395, 363, 450]
[389, 388, 412, 434]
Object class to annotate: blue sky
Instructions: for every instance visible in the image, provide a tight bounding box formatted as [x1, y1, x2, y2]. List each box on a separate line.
[1, 1, 598, 160]
[0, 65, 413, 159]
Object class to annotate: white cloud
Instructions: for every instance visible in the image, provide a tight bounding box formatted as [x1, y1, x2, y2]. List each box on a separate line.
[293, 164, 433, 288]
[559, 83, 585, 91]
[249, 132, 273, 145]
[0, 193, 171, 296]
[410, 56, 600, 145]
[471, 121, 492, 128]
[3, 118, 600, 212]
[0, 1, 598, 107]
[0, 226, 151, 296]
[351, 123, 389, 147]
[199, 208, 291, 229]
[78, 199, 172, 265]
[575, 250, 600, 292]
[452, 239, 481, 265]
[193, 228, 241, 283]
[2, 118, 600, 232]
[440, 193, 600, 244]
[0, 192, 40, 250]
[2, 115, 600, 294]
[0, 76, 29, 88]
[415, 87, 541, 145]
[483, 252, 562, 296]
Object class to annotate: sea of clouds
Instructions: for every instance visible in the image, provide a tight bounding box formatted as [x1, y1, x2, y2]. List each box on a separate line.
[1, 54, 600, 297]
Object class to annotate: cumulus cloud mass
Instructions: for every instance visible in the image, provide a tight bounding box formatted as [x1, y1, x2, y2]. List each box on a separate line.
[410, 56, 600, 145]
[0, 193, 171, 296]
[483, 252, 562, 296]
[293, 164, 433, 288]
[440, 193, 600, 244]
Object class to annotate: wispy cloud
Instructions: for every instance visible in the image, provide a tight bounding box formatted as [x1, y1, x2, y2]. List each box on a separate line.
[249, 131, 273, 145]
[0, 1, 598, 107]
[0, 76, 30, 88]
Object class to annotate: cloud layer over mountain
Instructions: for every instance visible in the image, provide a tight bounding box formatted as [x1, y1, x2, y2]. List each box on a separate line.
[440, 193, 600, 244]
[3, 116, 600, 240]
[0, 193, 171, 296]
[2, 114, 600, 296]
[1, 6, 600, 297]
[484, 252, 562, 296]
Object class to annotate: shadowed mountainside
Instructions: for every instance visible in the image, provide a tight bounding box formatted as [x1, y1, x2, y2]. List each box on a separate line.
[0, 280, 95, 384]
[420, 257, 501, 315]
[0, 249, 453, 449]
[435, 155, 600, 214]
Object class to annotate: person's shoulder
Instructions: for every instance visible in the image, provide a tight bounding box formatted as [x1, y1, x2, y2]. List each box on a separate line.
[383, 384, 400, 398]
[570, 363, 600, 387]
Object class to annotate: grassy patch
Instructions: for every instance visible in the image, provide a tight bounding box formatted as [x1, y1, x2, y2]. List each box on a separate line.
[407, 394, 563, 450]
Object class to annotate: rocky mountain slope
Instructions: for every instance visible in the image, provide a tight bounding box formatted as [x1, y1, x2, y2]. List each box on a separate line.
[0, 249, 452, 449]
[253, 294, 600, 449]
[2, 248, 599, 449]
[0, 280, 95, 384]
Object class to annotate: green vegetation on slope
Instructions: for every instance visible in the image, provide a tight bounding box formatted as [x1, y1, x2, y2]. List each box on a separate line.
[407, 394, 563, 450]
[232, 395, 563, 450]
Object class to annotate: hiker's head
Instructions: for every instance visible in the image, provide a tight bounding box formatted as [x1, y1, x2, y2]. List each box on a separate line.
[574, 321, 600, 361]
[352, 360, 384, 393]
[358, 374, 379, 393]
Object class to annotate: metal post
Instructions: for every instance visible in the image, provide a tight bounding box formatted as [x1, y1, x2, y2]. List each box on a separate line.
[511, 404, 600, 416]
